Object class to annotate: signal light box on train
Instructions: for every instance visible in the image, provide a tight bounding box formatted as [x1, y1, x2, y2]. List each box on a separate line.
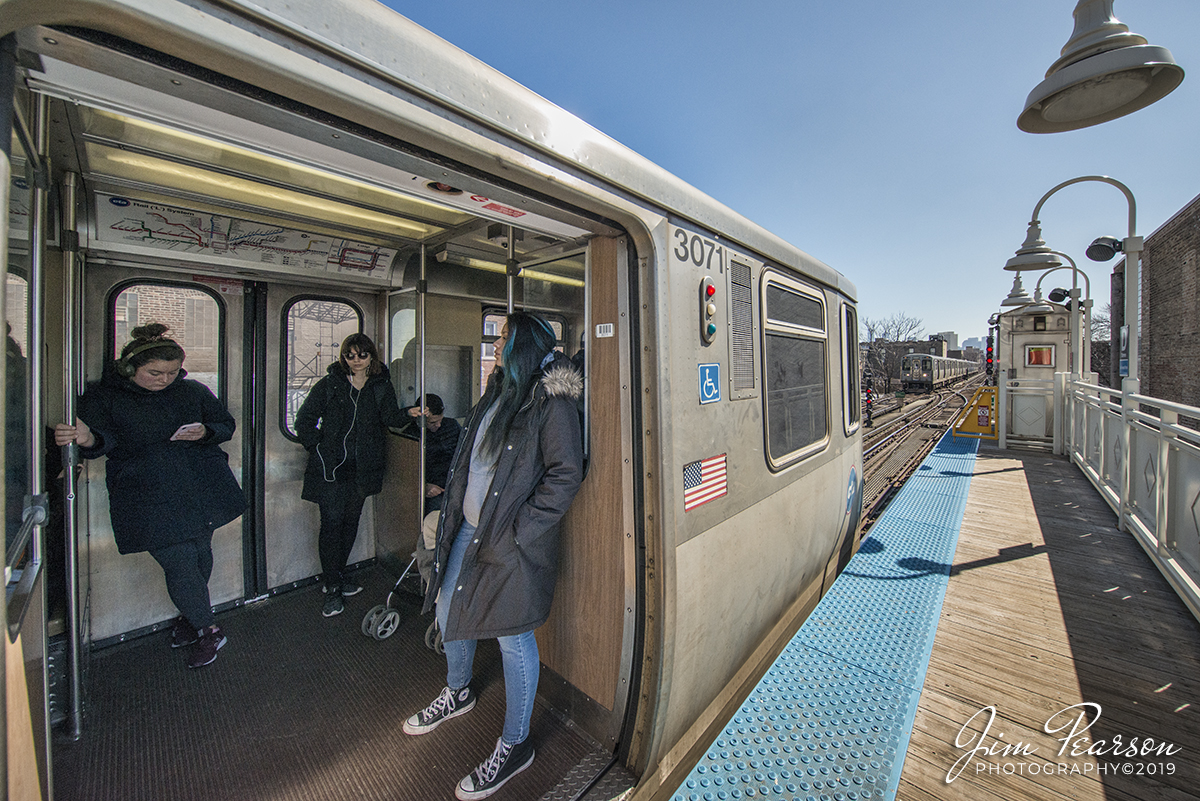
[986, 335, 994, 375]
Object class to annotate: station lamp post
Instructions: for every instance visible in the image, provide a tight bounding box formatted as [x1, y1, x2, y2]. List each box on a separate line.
[1003, 175, 1139, 393]
[1033, 255, 1093, 379]
[1018, 0, 1183, 133]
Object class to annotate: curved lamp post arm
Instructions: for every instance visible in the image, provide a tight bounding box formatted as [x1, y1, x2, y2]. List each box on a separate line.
[1033, 256, 1092, 378]
[1029, 175, 1135, 241]
[1023, 175, 1138, 387]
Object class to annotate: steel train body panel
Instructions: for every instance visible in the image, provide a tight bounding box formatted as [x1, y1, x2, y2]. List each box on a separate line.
[1, 1, 862, 796]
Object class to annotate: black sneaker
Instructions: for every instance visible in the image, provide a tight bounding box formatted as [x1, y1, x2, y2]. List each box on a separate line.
[322, 594, 344, 617]
[402, 685, 476, 735]
[187, 625, 226, 669]
[169, 618, 199, 649]
[339, 581, 363, 597]
[456, 737, 535, 800]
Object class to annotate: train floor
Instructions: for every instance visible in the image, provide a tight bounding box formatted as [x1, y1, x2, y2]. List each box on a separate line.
[52, 566, 627, 801]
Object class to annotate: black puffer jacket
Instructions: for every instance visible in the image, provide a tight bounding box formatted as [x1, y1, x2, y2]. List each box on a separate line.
[78, 367, 246, 554]
[425, 352, 584, 640]
[295, 363, 405, 500]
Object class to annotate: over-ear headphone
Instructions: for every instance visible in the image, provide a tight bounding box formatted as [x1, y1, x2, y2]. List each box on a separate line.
[117, 339, 178, 377]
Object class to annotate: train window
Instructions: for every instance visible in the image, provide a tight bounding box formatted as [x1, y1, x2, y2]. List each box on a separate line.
[281, 298, 361, 437]
[842, 304, 860, 431]
[761, 273, 828, 469]
[481, 309, 566, 386]
[110, 282, 224, 398]
[765, 284, 824, 331]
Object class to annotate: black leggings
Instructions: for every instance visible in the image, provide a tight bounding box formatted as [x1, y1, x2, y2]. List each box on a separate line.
[148, 532, 215, 629]
[317, 480, 368, 589]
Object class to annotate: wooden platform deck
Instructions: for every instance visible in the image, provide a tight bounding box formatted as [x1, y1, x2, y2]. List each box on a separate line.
[898, 445, 1200, 801]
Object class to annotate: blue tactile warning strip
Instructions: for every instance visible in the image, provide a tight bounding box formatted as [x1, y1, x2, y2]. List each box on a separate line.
[670, 432, 978, 801]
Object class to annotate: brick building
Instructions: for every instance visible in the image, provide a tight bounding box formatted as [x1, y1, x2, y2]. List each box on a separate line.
[1142, 192, 1200, 417]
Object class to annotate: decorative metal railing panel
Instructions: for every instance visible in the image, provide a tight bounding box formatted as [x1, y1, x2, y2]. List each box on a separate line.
[1065, 380, 1200, 623]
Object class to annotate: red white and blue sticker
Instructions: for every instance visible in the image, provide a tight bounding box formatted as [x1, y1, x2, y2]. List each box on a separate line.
[683, 453, 728, 511]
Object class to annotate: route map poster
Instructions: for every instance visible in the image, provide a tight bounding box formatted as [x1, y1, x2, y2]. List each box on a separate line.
[94, 194, 396, 281]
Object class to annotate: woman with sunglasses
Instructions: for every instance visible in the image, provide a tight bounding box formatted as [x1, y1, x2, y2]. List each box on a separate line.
[403, 311, 584, 800]
[295, 333, 405, 617]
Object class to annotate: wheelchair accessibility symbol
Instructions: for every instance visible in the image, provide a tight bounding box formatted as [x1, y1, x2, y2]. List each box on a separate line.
[698, 363, 721, 405]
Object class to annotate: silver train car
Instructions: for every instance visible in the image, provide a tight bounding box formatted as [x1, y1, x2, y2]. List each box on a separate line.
[1, 2, 862, 797]
[901, 353, 977, 393]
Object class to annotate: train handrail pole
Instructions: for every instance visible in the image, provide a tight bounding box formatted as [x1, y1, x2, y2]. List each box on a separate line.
[62, 170, 85, 740]
[0, 30, 17, 790]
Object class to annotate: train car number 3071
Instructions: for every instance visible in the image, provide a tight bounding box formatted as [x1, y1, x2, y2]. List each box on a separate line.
[674, 229, 725, 272]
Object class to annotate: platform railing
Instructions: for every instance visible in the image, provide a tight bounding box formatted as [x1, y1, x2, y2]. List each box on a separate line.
[1063, 376, 1200, 623]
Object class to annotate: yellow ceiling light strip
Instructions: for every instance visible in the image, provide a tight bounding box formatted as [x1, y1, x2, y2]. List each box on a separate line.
[95, 150, 432, 237]
[91, 110, 456, 218]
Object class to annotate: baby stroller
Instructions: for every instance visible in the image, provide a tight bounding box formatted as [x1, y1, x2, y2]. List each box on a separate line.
[361, 510, 444, 652]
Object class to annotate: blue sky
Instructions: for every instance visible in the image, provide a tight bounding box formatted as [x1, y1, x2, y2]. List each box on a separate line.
[386, 1, 1199, 344]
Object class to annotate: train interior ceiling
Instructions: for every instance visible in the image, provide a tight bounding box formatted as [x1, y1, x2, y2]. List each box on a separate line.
[12, 22, 635, 777]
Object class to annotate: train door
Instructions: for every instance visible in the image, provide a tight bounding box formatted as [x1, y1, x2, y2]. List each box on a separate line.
[261, 280, 380, 592]
[80, 264, 380, 641]
[80, 264, 246, 641]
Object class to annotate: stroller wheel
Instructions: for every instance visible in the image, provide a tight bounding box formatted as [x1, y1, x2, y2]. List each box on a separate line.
[362, 604, 387, 637]
[424, 620, 445, 654]
[372, 609, 401, 640]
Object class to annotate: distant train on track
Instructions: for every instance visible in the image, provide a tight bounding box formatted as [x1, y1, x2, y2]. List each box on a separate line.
[901, 353, 978, 392]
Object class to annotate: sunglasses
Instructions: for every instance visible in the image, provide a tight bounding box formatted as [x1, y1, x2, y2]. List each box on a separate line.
[345, 352, 371, 361]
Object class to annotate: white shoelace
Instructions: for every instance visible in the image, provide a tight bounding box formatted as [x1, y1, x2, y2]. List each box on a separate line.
[475, 739, 513, 784]
[423, 687, 454, 720]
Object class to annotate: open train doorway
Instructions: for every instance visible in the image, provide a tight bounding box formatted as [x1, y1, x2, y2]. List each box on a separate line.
[78, 264, 388, 646]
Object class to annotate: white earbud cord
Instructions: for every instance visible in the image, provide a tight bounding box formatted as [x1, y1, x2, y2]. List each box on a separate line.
[316, 382, 360, 482]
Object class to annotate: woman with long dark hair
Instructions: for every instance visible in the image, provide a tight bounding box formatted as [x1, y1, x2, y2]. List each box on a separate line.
[403, 311, 584, 801]
[54, 323, 245, 669]
[295, 332, 405, 618]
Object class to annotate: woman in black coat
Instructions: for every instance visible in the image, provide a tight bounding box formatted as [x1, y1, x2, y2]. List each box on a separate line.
[294, 333, 405, 618]
[54, 324, 245, 669]
[403, 312, 584, 801]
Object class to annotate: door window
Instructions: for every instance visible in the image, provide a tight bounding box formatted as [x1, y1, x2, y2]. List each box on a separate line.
[111, 282, 224, 397]
[282, 298, 361, 437]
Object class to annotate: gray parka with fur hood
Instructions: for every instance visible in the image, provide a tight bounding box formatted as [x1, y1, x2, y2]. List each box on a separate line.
[424, 351, 584, 641]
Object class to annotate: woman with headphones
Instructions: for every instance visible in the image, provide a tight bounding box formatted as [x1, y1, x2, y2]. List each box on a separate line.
[294, 332, 405, 618]
[403, 311, 584, 801]
[54, 323, 245, 669]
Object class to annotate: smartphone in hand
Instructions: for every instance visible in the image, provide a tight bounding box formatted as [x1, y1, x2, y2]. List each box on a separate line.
[170, 423, 205, 441]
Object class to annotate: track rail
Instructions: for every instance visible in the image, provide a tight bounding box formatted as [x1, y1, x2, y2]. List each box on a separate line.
[859, 376, 982, 532]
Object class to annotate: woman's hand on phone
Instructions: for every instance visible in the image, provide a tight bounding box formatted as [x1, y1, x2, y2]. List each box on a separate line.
[171, 423, 207, 441]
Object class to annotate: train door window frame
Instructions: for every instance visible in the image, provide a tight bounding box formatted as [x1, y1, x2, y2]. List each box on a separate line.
[760, 270, 829, 471]
[279, 296, 363, 440]
[106, 279, 227, 400]
[841, 302, 860, 434]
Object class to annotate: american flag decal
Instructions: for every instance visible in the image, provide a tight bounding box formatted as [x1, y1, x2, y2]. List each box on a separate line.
[683, 454, 728, 511]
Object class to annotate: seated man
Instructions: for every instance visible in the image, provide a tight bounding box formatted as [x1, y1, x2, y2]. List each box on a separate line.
[402, 394, 462, 512]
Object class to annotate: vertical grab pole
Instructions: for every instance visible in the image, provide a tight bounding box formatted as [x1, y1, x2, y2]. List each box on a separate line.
[506, 225, 516, 314]
[0, 31, 16, 792]
[61, 171, 84, 739]
[417, 245, 426, 520]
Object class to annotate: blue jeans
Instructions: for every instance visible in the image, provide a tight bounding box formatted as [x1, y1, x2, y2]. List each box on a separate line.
[436, 520, 539, 745]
